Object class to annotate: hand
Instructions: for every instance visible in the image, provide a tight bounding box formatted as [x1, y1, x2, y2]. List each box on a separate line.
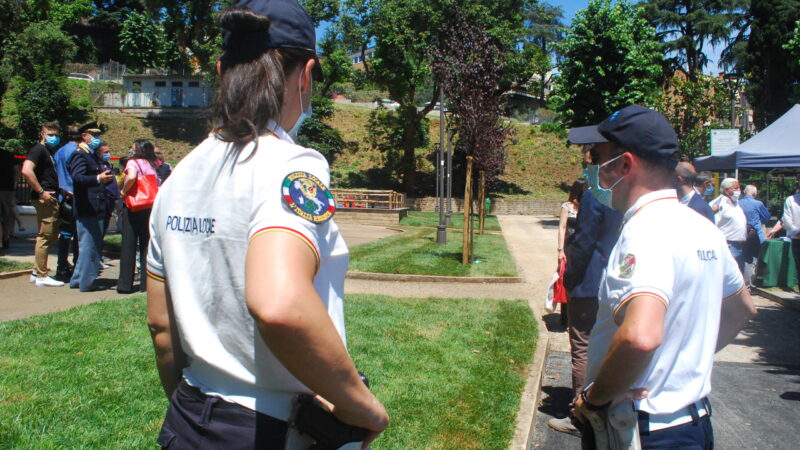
[329, 393, 389, 447]
[99, 170, 115, 184]
[558, 250, 567, 265]
[40, 190, 56, 203]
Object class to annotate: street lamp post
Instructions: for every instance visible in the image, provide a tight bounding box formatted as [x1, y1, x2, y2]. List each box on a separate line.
[437, 91, 447, 244]
[724, 73, 742, 128]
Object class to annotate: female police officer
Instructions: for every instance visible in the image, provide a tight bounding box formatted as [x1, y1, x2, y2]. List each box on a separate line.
[144, 1, 389, 447]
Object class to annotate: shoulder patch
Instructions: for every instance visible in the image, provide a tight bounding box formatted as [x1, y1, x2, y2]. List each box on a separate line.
[619, 253, 636, 279]
[282, 171, 335, 223]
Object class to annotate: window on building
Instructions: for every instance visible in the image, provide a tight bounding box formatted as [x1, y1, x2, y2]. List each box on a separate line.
[188, 81, 200, 87]
[155, 81, 166, 87]
[172, 81, 183, 87]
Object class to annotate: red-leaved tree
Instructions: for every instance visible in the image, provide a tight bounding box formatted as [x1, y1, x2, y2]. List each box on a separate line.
[430, 7, 513, 186]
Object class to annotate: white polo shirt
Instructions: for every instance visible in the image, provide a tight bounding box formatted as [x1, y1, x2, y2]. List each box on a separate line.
[146, 122, 349, 421]
[587, 189, 744, 415]
[710, 195, 746, 242]
[781, 194, 800, 238]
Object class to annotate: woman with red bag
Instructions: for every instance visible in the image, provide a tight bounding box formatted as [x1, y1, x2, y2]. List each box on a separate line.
[117, 139, 159, 293]
[556, 179, 587, 326]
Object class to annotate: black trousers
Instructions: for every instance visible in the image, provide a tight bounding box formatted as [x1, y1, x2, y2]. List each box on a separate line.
[793, 239, 800, 292]
[117, 207, 150, 293]
[158, 380, 288, 449]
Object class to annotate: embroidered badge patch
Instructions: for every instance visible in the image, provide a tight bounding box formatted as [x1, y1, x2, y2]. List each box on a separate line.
[619, 253, 636, 278]
[282, 171, 335, 223]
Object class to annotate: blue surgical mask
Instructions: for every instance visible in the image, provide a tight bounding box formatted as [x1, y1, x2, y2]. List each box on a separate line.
[582, 168, 589, 180]
[45, 136, 60, 148]
[103, 153, 111, 161]
[89, 137, 101, 150]
[586, 153, 625, 209]
[705, 185, 714, 196]
[289, 71, 312, 137]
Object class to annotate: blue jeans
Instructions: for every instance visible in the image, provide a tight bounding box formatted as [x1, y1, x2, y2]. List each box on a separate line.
[70, 216, 104, 291]
[727, 241, 745, 274]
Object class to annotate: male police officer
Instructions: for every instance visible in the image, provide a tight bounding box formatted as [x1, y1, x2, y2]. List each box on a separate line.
[569, 105, 756, 449]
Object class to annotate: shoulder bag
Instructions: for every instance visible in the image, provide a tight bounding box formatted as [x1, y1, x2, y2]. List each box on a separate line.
[124, 159, 158, 212]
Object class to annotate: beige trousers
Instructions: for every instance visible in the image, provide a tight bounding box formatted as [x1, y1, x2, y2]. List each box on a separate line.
[32, 198, 60, 277]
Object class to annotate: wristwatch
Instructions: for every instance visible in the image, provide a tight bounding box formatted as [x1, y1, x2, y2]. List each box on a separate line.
[581, 386, 611, 411]
[557, 247, 563, 251]
[36, 189, 44, 195]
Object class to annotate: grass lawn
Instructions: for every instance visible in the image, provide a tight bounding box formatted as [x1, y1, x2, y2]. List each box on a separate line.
[349, 228, 518, 277]
[0, 257, 31, 273]
[0, 294, 536, 449]
[400, 211, 502, 231]
[103, 233, 122, 254]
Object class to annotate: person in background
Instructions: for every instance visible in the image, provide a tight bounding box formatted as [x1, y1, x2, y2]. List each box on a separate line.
[780, 181, 800, 292]
[694, 171, 715, 198]
[53, 126, 81, 282]
[69, 122, 115, 291]
[145, 1, 388, 447]
[21, 121, 64, 287]
[548, 140, 622, 437]
[98, 142, 119, 268]
[739, 185, 771, 288]
[675, 162, 715, 223]
[710, 178, 748, 272]
[0, 147, 21, 251]
[154, 146, 172, 183]
[557, 178, 588, 326]
[117, 139, 159, 294]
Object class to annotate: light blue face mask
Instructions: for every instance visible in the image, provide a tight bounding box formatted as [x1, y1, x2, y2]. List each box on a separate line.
[45, 136, 60, 148]
[103, 153, 111, 161]
[586, 153, 625, 209]
[289, 71, 312, 137]
[89, 137, 101, 150]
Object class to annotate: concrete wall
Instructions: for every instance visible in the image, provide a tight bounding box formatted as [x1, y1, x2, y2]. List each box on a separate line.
[406, 197, 561, 216]
[334, 208, 409, 226]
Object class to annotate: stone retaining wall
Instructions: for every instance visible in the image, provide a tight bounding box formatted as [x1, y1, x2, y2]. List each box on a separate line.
[405, 197, 561, 216]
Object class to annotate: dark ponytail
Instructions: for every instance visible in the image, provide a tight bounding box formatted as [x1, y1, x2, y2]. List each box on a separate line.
[212, 7, 313, 150]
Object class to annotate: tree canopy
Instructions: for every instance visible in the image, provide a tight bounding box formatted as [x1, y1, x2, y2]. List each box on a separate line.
[550, 0, 665, 126]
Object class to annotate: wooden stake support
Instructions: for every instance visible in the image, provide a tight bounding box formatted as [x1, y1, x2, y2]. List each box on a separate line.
[462, 156, 473, 265]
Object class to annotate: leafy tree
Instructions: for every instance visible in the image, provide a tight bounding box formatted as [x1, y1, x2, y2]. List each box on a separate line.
[641, 0, 748, 81]
[317, 30, 354, 96]
[10, 68, 71, 149]
[431, 7, 512, 185]
[296, 94, 346, 163]
[656, 74, 730, 158]
[731, 0, 800, 129]
[119, 10, 169, 72]
[521, 1, 564, 103]
[549, 0, 665, 126]
[339, 0, 529, 194]
[0, 21, 77, 83]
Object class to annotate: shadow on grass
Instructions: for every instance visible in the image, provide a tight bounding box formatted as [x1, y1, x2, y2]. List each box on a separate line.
[142, 114, 210, 147]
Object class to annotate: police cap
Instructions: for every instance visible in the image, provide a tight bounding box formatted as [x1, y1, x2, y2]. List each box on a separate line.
[78, 121, 103, 135]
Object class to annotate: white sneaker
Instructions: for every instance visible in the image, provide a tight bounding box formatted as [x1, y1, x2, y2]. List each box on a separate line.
[100, 263, 111, 270]
[29, 272, 37, 283]
[35, 276, 64, 287]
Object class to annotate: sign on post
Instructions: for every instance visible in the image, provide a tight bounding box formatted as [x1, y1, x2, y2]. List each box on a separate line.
[710, 129, 740, 155]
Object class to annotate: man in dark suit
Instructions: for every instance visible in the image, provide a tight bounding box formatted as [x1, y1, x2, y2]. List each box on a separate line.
[68, 122, 115, 291]
[675, 162, 715, 223]
[548, 137, 623, 436]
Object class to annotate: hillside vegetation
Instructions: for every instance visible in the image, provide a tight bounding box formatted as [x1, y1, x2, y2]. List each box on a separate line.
[95, 104, 580, 199]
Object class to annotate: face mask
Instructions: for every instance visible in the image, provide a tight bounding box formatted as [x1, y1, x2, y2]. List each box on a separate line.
[103, 153, 111, 161]
[45, 136, 60, 148]
[89, 137, 101, 150]
[289, 71, 312, 137]
[705, 185, 714, 196]
[732, 190, 741, 200]
[586, 153, 625, 209]
[582, 168, 589, 180]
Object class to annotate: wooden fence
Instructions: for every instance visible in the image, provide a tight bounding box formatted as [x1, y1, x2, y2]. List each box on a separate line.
[331, 189, 405, 209]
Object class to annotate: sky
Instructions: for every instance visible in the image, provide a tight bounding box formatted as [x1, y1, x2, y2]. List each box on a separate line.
[317, 0, 726, 76]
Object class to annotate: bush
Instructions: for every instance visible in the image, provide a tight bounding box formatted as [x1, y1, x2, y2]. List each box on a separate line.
[296, 94, 346, 162]
[12, 70, 71, 148]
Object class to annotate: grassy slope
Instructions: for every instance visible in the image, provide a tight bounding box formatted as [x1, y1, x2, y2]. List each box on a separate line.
[89, 102, 579, 199]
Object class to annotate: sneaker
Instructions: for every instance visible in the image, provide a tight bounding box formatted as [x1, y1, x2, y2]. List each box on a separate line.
[54, 271, 72, 283]
[101, 256, 111, 263]
[29, 272, 37, 283]
[548, 417, 581, 437]
[100, 263, 110, 270]
[35, 276, 64, 287]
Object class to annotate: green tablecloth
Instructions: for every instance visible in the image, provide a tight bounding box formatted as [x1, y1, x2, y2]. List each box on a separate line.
[758, 239, 798, 288]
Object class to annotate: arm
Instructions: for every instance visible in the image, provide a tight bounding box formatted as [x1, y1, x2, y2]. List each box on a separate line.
[563, 193, 602, 290]
[757, 202, 771, 224]
[120, 166, 137, 196]
[246, 232, 388, 442]
[557, 205, 568, 264]
[716, 287, 757, 352]
[782, 198, 799, 237]
[21, 160, 56, 203]
[147, 277, 188, 399]
[69, 153, 102, 187]
[766, 220, 783, 239]
[577, 296, 665, 409]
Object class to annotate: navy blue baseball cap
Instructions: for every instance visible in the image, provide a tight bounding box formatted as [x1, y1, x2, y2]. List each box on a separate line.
[221, 0, 323, 79]
[569, 105, 679, 168]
